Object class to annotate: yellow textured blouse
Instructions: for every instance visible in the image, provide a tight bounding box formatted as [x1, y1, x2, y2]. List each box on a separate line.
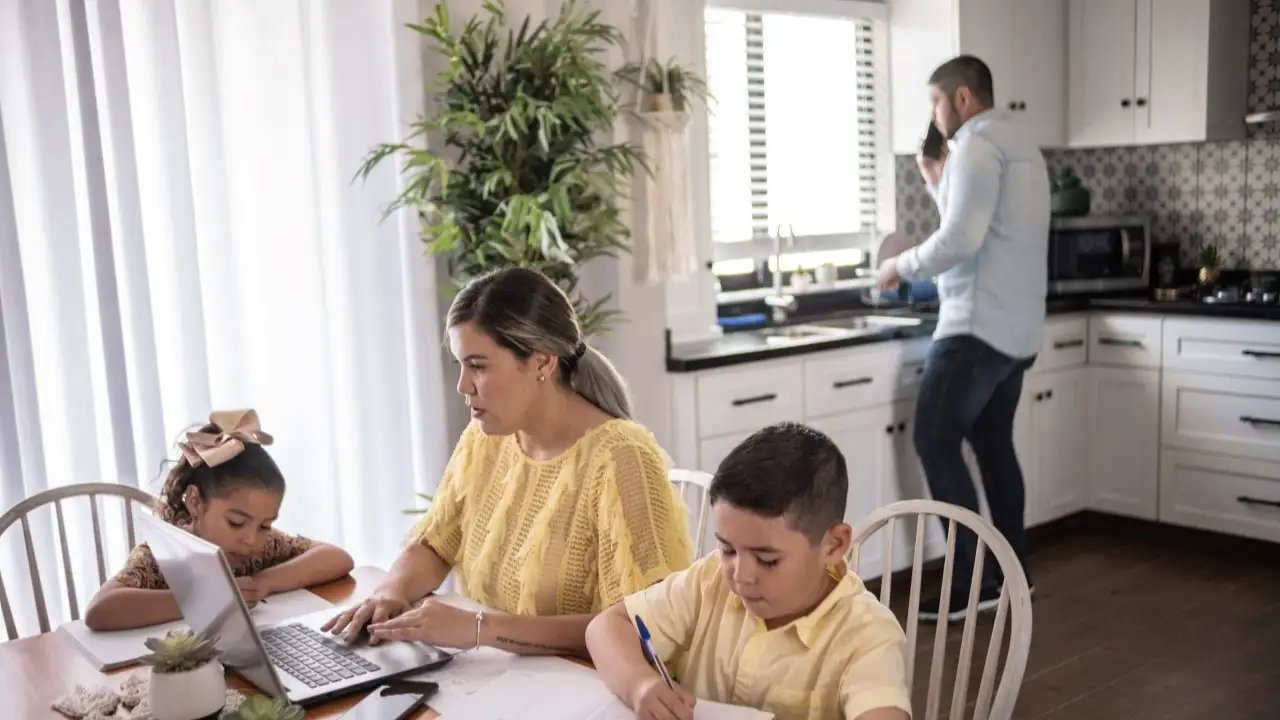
[410, 419, 694, 616]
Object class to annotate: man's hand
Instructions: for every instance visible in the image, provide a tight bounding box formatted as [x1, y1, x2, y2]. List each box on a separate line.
[917, 146, 947, 186]
[630, 676, 695, 720]
[876, 258, 902, 290]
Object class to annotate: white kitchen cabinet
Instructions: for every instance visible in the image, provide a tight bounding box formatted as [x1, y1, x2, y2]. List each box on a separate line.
[811, 405, 896, 576]
[1067, 0, 1251, 147]
[1087, 366, 1161, 519]
[890, 0, 1067, 153]
[1023, 368, 1088, 525]
[1160, 450, 1280, 544]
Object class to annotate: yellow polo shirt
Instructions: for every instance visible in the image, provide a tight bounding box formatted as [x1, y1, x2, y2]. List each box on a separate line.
[623, 552, 912, 720]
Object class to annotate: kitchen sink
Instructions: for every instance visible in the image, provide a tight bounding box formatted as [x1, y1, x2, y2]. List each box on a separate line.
[758, 324, 851, 345]
[808, 314, 924, 332]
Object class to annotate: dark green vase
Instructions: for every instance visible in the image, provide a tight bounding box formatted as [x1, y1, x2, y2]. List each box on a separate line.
[1050, 167, 1091, 217]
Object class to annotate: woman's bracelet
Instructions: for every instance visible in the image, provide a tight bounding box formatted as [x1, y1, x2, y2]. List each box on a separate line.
[473, 609, 485, 651]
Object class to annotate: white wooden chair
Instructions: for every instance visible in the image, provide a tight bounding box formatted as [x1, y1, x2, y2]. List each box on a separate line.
[0, 483, 153, 639]
[668, 469, 714, 557]
[848, 500, 1033, 720]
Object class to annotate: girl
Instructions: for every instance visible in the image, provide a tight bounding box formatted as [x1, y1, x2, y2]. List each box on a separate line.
[84, 409, 354, 630]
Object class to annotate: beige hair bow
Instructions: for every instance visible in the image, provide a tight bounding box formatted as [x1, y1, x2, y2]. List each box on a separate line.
[179, 409, 274, 469]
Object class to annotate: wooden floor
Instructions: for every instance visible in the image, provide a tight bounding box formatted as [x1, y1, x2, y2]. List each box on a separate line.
[866, 512, 1280, 719]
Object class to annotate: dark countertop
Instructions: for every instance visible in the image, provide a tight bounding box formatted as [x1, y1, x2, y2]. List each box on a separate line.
[669, 296, 1280, 373]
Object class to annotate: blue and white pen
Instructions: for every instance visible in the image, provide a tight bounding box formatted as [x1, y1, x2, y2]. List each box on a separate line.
[634, 615, 675, 689]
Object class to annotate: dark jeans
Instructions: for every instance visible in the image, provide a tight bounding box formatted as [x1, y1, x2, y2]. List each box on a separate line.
[913, 334, 1035, 596]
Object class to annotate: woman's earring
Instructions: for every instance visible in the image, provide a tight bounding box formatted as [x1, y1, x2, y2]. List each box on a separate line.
[537, 375, 545, 383]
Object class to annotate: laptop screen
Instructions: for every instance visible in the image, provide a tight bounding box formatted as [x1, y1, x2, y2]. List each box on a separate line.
[136, 509, 288, 698]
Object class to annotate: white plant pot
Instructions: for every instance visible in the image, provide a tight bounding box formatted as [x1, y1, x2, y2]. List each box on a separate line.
[148, 660, 226, 720]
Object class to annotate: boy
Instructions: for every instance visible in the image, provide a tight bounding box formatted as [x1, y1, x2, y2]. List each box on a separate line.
[586, 422, 912, 720]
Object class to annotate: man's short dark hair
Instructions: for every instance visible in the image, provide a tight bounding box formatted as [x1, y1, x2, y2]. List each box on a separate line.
[708, 422, 848, 542]
[929, 54, 994, 108]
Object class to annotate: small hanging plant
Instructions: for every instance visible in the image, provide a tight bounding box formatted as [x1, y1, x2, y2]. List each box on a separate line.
[618, 57, 710, 114]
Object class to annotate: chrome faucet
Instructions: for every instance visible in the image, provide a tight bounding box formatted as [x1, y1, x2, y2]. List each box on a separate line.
[764, 225, 798, 322]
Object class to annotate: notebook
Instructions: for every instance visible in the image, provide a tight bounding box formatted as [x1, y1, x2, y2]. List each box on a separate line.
[59, 588, 333, 670]
[430, 655, 773, 720]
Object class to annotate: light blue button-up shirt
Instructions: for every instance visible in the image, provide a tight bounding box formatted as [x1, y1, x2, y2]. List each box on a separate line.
[896, 109, 1049, 359]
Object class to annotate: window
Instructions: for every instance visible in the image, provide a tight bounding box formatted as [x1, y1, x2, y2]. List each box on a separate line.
[703, 2, 889, 285]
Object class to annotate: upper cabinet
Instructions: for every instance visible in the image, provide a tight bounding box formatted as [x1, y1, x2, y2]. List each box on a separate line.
[890, 0, 1067, 154]
[1067, 0, 1251, 147]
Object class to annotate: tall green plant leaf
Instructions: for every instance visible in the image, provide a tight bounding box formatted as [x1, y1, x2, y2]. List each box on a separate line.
[355, 0, 641, 337]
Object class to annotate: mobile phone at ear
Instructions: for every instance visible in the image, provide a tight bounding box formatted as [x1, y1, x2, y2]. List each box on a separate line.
[922, 120, 945, 160]
[340, 681, 438, 720]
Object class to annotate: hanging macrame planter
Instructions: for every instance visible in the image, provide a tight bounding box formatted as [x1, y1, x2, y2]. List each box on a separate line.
[630, 0, 701, 286]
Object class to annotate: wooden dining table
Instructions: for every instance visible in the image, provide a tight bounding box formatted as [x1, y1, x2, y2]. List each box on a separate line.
[0, 567, 447, 719]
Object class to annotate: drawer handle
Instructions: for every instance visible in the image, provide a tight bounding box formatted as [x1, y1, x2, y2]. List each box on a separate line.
[833, 377, 873, 389]
[1053, 339, 1084, 350]
[1241, 349, 1280, 359]
[1240, 415, 1280, 427]
[915, 366, 924, 376]
[1098, 337, 1143, 347]
[731, 393, 777, 407]
[1237, 495, 1280, 509]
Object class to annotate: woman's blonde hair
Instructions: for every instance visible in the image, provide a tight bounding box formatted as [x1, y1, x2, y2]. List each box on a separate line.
[448, 268, 633, 419]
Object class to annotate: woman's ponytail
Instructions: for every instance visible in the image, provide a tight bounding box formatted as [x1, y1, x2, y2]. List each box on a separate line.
[568, 344, 633, 420]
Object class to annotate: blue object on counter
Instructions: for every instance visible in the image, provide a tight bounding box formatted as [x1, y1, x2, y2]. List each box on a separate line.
[717, 313, 769, 329]
[880, 279, 938, 303]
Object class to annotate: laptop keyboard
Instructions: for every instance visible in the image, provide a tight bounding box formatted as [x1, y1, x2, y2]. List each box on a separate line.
[260, 623, 383, 688]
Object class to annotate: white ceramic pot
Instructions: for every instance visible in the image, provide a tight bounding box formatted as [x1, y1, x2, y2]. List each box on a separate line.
[148, 660, 226, 720]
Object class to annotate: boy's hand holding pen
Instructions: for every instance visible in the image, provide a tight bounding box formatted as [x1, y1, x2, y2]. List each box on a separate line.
[632, 615, 695, 720]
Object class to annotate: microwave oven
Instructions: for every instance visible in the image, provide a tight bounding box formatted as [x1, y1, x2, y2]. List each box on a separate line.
[1047, 215, 1150, 295]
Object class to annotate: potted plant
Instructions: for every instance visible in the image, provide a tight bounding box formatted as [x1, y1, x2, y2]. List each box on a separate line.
[1049, 167, 1091, 217]
[355, 0, 644, 338]
[224, 695, 305, 720]
[1198, 244, 1221, 285]
[618, 57, 710, 113]
[141, 629, 225, 720]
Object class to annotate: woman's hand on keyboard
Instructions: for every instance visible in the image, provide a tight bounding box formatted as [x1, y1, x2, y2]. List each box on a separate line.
[321, 592, 410, 645]
[366, 597, 475, 649]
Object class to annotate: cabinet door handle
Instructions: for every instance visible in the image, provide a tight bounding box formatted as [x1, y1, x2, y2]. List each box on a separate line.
[1135, 97, 1148, 107]
[1016, 101, 1026, 111]
[1045, 390, 1053, 400]
[1053, 339, 1084, 350]
[897, 421, 907, 432]
[1007, 101, 1017, 110]
[1237, 495, 1280, 509]
[1240, 415, 1280, 427]
[915, 366, 925, 376]
[1121, 98, 1132, 108]
[833, 377, 873, 389]
[731, 393, 776, 407]
[1034, 392, 1044, 402]
[1098, 337, 1144, 347]
[1242, 349, 1280, 359]
[885, 425, 895, 435]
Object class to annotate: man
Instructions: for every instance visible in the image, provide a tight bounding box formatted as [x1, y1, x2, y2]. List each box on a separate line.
[877, 55, 1048, 622]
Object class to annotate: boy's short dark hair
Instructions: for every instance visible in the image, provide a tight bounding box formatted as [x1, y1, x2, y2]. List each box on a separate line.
[708, 422, 848, 542]
[928, 54, 995, 108]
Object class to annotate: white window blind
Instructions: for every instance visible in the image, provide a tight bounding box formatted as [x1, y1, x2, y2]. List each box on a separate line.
[705, 6, 882, 260]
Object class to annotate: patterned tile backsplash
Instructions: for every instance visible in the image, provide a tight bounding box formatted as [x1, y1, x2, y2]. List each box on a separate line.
[895, 0, 1280, 271]
[896, 140, 1280, 269]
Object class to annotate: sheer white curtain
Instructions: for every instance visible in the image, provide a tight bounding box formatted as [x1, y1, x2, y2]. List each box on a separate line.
[0, 0, 450, 636]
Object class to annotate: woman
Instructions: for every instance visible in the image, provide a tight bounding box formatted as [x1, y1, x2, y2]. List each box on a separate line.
[323, 268, 693, 657]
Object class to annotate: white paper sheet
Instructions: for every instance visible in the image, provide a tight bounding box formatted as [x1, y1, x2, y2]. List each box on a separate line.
[58, 588, 333, 670]
[431, 655, 772, 720]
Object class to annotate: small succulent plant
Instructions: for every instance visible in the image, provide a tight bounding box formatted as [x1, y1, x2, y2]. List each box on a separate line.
[224, 695, 306, 720]
[140, 629, 221, 674]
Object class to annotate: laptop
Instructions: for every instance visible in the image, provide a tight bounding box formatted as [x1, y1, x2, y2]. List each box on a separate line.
[135, 509, 452, 706]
